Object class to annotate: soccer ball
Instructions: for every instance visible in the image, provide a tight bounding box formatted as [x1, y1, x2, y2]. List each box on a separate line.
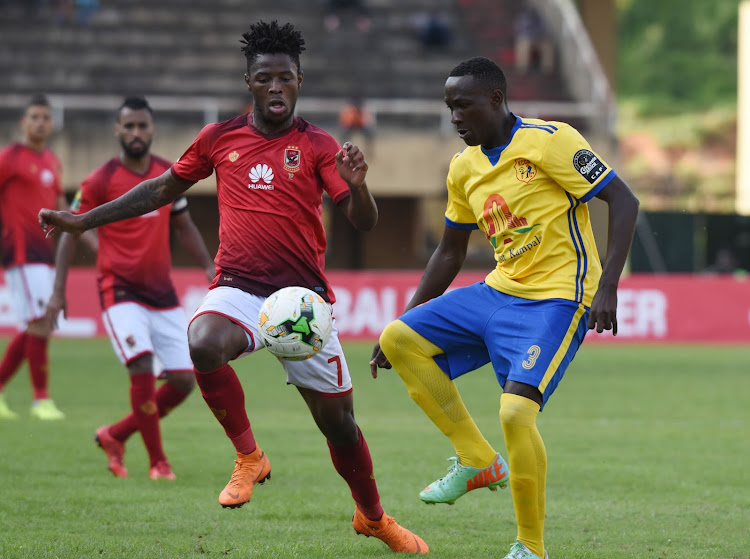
[257, 286, 333, 361]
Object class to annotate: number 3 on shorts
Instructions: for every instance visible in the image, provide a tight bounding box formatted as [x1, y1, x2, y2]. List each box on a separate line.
[522, 345, 541, 370]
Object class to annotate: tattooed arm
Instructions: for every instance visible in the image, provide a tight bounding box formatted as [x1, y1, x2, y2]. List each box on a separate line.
[39, 170, 195, 236]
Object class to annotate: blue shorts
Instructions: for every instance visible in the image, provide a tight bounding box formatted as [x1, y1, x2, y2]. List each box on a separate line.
[400, 282, 589, 409]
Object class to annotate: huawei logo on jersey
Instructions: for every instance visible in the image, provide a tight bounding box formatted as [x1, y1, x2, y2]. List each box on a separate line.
[248, 164, 275, 190]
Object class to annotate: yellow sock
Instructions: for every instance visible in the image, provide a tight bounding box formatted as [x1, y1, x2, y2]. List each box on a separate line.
[380, 320, 496, 468]
[500, 393, 546, 558]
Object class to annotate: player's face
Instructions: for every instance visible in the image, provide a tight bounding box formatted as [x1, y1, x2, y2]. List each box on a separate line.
[116, 107, 154, 159]
[21, 104, 54, 144]
[245, 53, 303, 130]
[444, 75, 503, 148]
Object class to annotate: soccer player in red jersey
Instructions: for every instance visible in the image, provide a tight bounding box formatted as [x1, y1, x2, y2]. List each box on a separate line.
[0, 94, 95, 421]
[46, 96, 215, 480]
[39, 21, 428, 553]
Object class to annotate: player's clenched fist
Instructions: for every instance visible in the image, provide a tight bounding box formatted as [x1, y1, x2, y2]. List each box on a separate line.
[38, 208, 85, 238]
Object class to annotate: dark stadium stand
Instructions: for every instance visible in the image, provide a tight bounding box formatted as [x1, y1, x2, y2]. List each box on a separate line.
[0, 0, 568, 102]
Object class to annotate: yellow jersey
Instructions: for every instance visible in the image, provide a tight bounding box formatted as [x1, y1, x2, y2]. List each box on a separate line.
[445, 115, 615, 307]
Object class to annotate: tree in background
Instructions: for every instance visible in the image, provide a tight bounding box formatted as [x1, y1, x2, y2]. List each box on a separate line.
[617, 0, 739, 114]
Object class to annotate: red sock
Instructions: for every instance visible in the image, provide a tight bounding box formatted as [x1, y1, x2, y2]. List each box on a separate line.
[109, 381, 191, 442]
[25, 334, 49, 400]
[194, 365, 256, 454]
[130, 372, 166, 466]
[156, 381, 191, 417]
[328, 426, 384, 521]
[0, 332, 27, 390]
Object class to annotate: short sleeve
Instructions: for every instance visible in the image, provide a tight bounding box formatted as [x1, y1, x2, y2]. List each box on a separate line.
[445, 153, 478, 229]
[311, 132, 349, 205]
[51, 154, 63, 196]
[76, 172, 105, 214]
[541, 124, 616, 202]
[0, 148, 14, 193]
[171, 124, 216, 182]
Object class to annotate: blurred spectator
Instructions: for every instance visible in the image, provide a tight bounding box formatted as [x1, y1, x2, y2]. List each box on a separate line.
[324, 0, 371, 33]
[338, 97, 375, 157]
[704, 248, 746, 276]
[54, 0, 98, 25]
[514, 3, 554, 74]
[412, 10, 453, 51]
[75, 0, 99, 25]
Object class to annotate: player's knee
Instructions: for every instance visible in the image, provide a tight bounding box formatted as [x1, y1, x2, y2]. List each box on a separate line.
[379, 319, 413, 360]
[188, 331, 226, 372]
[499, 393, 540, 427]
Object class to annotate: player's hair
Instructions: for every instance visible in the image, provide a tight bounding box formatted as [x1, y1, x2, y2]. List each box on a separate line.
[117, 96, 153, 119]
[25, 93, 50, 110]
[240, 20, 306, 74]
[449, 57, 508, 100]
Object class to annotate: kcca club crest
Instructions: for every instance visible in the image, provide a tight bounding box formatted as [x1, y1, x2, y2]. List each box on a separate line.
[284, 146, 301, 175]
[514, 158, 537, 184]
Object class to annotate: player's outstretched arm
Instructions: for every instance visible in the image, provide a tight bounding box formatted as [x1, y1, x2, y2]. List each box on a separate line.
[589, 176, 639, 335]
[335, 142, 377, 231]
[39, 170, 195, 237]
[370, 225, 471, 377]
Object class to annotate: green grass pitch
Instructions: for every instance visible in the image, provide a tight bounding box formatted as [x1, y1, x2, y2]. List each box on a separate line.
[0, 339, 747, 558]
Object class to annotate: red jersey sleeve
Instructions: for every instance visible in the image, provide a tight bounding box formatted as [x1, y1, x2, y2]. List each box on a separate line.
[77, 165, 108, 214]
[312, 131, 351, 205]
[50, 152, 63, 197]
[0, 145, 16, 193]
[171, 124, 216, 182]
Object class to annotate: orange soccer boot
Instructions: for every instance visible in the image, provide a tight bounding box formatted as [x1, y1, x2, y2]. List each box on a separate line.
[352, 508, 429, 554]
[218, 446, 271, 508]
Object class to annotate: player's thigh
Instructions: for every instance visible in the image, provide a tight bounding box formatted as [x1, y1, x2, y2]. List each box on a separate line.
[189, 286, 263, 358]
[281, 323, 352, 395]
[399, 282, 508, 379]
[102, 302, 154, 366]
[149, 307, 193, 372]
[487, 297, 588, 408]
[4, 263, 55, 326]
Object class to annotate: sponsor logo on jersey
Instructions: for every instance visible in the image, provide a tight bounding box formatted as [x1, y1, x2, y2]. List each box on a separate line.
[283, 146, 301, 175]
[514, 158, 537, 183]
[482, 194, 533, 249]
[573, 149, 608, 184]
[248, 163, 275, 190]
[40, 168, 55, 186]
[228, 150, 239, 162]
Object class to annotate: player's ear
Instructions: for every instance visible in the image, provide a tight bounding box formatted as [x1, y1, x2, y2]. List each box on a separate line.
[490, 88, 505, 109]
[244, 73, 251, 90]
[297, 70, 304, 88]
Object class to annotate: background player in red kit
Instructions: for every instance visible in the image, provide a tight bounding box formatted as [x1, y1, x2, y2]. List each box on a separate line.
[0, 94, 96, 421]
[46, 96, 215, 480]
[39, 21, 428, 553]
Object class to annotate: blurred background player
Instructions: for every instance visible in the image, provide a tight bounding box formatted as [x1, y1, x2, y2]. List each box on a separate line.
[46, 96, 215, 480]
[338, 96, 375, 158]
[0, 94, 96, 420]
[372, 57, 639, 559]
[39, 21, 428, 554]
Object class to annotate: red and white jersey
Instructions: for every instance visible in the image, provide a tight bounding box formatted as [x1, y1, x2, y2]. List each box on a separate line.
[172, 115, 350, 303]
[0, 143, 62, 267]
[76, 155, 187, 310]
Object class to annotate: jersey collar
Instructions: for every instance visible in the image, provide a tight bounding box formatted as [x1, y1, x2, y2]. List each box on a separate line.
[480, 113, 521, 166]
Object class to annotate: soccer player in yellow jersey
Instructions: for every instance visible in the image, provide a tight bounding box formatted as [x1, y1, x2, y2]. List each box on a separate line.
[371, 57, 639, 559]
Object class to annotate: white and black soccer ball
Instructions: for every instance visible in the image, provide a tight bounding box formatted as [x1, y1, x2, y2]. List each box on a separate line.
[258, 286, 333, 361]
